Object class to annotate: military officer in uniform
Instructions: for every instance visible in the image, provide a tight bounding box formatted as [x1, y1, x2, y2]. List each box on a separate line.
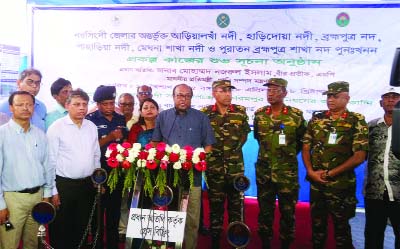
[201, 79, 250, 249]
[253, 78, 306, 249]
[302, 81, 368, 249]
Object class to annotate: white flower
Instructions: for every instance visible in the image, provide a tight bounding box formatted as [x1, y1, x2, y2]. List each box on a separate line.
[192, 148, 204, 164]
[173, 161, 182, 169]
[161, 155, 169, 161]
[148, 148, 156, 159]
[165, 144, 172, 153]
[137, 159, 146, 168]
[171, 144, 181, 154]
[117, 144, 125, 153]
[132, 143, 142, 151]
[179, 149, 187, 161]
[116, 154, 124, 162]
[105, 148, 112, 158]
[126, 150, 138, 163]
[192, 156, 200, 164]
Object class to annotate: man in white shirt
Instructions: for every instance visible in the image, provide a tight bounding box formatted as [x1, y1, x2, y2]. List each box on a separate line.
[47, 89, 101, 249]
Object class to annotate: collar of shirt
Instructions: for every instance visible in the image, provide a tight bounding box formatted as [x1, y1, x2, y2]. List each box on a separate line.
[9, 118, 32, 134]
[55, 103, 67, 114]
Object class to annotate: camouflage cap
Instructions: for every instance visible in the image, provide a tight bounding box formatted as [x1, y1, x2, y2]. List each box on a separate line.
[263, 78, 288, 87]
[212, 79, 236, 89]
[322, 81, 349, 95]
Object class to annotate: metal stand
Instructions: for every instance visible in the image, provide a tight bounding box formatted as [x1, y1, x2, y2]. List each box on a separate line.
[226, 175, 251, 249]
[31, 201, 56, 249]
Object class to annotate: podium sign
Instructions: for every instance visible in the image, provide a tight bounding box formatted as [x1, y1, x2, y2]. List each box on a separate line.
[127, 208, 186, 242]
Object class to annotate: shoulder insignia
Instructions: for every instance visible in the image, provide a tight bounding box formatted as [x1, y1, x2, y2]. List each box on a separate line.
[255, 106, 267, 114]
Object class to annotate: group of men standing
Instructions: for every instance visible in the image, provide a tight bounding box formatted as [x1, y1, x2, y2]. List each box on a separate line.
[0, 67, 399, 249]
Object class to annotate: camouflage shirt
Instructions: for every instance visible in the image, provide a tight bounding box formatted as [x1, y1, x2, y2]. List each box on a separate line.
[201, 104, 250, 174]
[365, 118, 400, 201]
[303, 110, 368, 189]
[253, 105, 306, 184]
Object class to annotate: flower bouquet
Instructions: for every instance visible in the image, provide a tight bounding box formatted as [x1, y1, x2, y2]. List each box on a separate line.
[105, 142, 207, 197]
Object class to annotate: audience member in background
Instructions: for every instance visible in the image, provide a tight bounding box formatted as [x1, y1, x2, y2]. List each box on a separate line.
[45, 78, 72, 130]
[118, 93, 138, 130]
[253, 78, 306, 249]
[86, 85, 127, 249]
[200, 79, 250, 249]
[302, 81, 368, 249]
[134, 85, 153, 117]
[0, 68, 47, 131]
[0, 91, 52, 249]
[47, 89, 100, 249]
[364, 86, 400, 249]
[152, 84, 215, 249]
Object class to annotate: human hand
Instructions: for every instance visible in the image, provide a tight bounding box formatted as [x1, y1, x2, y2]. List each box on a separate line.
[0, 208, 9, 225]
[307, 169, 329, 184]
[51, 194, 60, 208]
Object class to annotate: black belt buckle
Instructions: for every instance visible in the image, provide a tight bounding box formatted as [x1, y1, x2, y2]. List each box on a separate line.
[18, 186, 40, 194]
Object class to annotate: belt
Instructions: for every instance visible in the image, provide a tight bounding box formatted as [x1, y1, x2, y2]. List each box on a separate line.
[56, 175, 91, 183]
[17, 186, 41, 194]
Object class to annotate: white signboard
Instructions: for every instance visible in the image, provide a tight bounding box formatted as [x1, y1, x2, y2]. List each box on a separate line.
[127, 208, 186, 242]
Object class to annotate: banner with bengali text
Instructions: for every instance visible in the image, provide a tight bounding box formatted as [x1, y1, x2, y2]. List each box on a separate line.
[32, 3, 400, 123]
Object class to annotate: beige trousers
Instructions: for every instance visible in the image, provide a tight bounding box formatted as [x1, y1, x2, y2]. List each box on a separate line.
[0, 189, 43, 249]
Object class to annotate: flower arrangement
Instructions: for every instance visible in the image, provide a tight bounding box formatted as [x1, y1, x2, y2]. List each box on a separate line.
[105, 142, 207, 197]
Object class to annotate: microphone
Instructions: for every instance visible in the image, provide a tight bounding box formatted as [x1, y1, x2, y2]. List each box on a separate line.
[392, 101, 400, 159]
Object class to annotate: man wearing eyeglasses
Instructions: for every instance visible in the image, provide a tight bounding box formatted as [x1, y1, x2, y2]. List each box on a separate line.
[152, 84, 216, 249]
[200, 79, 250, 249]
[302, 81, 368, 249]
[45, 78, 72, 130]
[254, 78, 306, 249]
[118, 93, 138, 130]
[0, 68, 47, 131]
[364, 86, 400, 249]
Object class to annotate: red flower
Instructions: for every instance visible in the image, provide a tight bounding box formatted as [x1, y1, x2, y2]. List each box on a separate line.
[138, 151, 149, 160]
[195, 161, 207, 171]
[160, 160, 168, 170]
[145, 143, 154, 151]
[182, 161, 192, 170]
[121, 142, 132, 149]
[146, 160, 157, 170]
[110, 150, 118, 158]
[122, 149, 129, 157]
[155, 150, 165, 161]
[107, 157, 119, 168]
[108, 143, 118, 151]
[156, 142, 167, 152]
[169, 152, 179, 162]
[199, 152, 206, 160]
[121, 160, 131, 169]
[184, 146, 194, 161]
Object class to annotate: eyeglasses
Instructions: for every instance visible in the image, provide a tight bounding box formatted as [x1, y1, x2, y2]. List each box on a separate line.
[119, 102, 134, 107]
[138, 91, 152, 96]
[25, 79, 41, 88]
[174, 94, 192, 100]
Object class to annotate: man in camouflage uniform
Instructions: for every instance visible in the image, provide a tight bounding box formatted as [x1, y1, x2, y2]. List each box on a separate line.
[201, 79, 250, 249]
[253, 78, 306, 249]
[364, 86, 400, 249]
[302, 81, 368, 249]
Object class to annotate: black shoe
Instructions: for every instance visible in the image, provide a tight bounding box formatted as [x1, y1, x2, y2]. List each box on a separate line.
[119, 233, 126, 243]
[281, 240, 291, 249]
[261, 238, 271, 249]
[211, 236, 220, 249]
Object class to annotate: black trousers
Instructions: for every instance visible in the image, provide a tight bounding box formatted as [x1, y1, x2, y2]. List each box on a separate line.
[365, 192, 400, 249]
[49, 175, 95, 249]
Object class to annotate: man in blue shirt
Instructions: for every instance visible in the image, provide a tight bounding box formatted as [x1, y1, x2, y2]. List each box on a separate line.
[0, 68, 47, 131]
[86, 85, 127, 249]
[45, 78, 72, 130]
[152, 83, 215, 249]
[0, 91, 52, 249]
